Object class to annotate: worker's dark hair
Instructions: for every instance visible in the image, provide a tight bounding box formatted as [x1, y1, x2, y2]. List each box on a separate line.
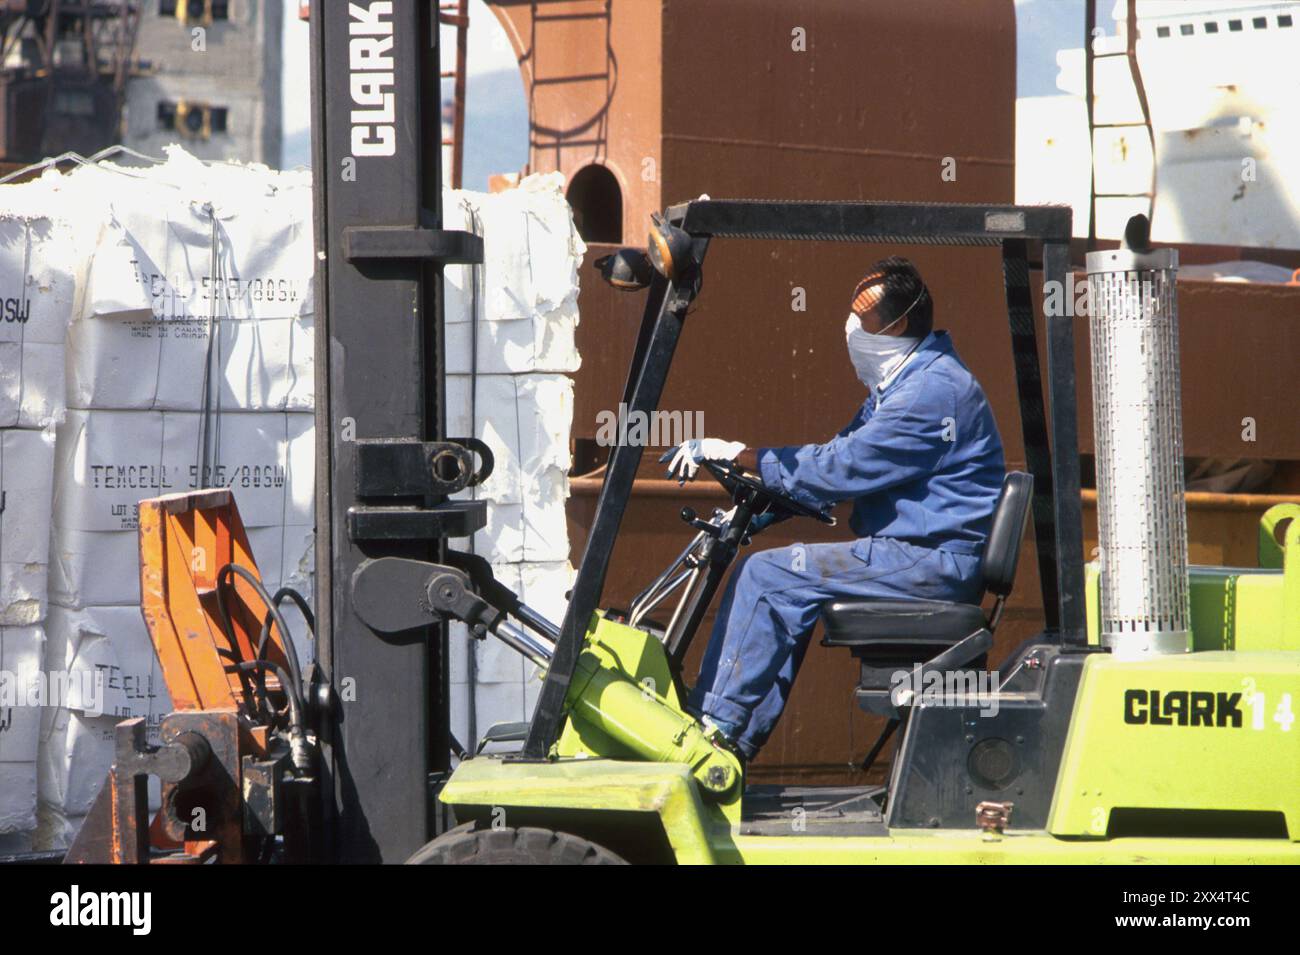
[851, 256, 933, 337]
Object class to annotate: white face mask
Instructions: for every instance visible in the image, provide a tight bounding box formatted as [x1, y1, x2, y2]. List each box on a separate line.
[845, 313, 920, 392]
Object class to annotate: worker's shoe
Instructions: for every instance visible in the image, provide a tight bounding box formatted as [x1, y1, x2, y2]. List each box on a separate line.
[712, 732, 748, 769]
[700, 717, 747, 769]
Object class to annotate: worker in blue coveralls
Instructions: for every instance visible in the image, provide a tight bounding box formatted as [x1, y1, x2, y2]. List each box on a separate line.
[666, 256, 1005, 762]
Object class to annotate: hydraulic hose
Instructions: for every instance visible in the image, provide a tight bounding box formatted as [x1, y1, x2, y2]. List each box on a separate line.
[215, 564, 312, 772]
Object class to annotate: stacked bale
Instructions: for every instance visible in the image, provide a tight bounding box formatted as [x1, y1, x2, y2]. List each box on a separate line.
[31, 152, 315, 847]
[443, 173, 583, 746]
[0, 197, 81, 851]
[0, 153, 582, 846]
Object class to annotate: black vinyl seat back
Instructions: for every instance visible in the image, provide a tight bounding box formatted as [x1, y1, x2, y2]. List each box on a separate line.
[980, 471, 1034, 600]
[815, 473, 1035, 741]
[822, 471, 1033, 641]
[822, 471, 1035, 730]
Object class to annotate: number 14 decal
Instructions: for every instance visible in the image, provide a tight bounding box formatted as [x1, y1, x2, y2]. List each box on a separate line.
[1241, 677, 1295, 732]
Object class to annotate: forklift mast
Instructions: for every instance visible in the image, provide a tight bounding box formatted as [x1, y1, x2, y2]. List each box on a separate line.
[308, 1, 484, 862]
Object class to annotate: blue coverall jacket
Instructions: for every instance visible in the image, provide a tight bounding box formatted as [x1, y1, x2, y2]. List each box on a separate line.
[688, 331, 1005, 758]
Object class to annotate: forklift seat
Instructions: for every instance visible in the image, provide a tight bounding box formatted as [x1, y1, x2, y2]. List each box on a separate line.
[821, 600, 987, 655]
[820, 471, 1033, 713]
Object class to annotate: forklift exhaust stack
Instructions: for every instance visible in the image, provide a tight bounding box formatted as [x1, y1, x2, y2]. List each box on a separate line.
[1086, 219, 1191, 658]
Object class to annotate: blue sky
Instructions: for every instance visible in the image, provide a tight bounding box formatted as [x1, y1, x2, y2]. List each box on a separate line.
[1015, 0, 1087, 97]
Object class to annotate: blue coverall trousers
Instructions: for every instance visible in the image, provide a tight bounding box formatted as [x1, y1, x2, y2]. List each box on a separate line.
[686, 537, 983, 760]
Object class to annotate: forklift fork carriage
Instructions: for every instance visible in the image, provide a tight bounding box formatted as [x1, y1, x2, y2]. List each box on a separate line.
[65, 491, 317, 864]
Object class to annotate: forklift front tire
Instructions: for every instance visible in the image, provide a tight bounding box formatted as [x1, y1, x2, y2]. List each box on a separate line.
[405, 825, 628, 865]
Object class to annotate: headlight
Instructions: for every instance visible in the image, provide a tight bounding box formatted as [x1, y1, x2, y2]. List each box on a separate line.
[647, 213, 693, 281]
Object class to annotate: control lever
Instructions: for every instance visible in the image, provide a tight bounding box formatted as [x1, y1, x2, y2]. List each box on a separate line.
[680, 507, 721, 538]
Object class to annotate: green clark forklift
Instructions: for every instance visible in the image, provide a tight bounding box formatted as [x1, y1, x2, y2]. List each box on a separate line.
[58, 1, 1296, 871]
[354, 200, 1300, 865]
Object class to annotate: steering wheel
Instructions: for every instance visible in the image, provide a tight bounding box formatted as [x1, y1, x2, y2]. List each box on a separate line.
[701, 459, 836, 525]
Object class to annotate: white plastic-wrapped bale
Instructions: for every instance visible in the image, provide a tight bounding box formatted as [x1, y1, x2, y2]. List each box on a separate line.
[52, 409, 314, 534]
[42, 606, 170, 722]
[0, 625, 44, 837]
[6, 160, 582, 819]
[37, 606, 168, 843]
[0, 148, 324, 850]
[0, 215, 80, 429]
[0, 428, 56, 626]
[447, 373, 573, 564]
[439, 175, 583, 748]
[69, 169, 314, 412]
[443, 173, 583, 375]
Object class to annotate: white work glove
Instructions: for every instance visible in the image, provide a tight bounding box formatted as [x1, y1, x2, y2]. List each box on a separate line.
[662, 438, 746, 482]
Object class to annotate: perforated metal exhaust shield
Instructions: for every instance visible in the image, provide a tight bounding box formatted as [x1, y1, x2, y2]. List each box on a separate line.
[1086, 244, 1190, 658]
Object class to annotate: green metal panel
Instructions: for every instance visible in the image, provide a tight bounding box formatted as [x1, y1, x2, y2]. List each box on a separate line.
[1185, 566, 1296, 652]
[1048, 652, 1300, 839]
[1086, 563, 1292, 651]
[1258, 503, 1300, 570]
[725, 832, 1300, 865]
[1273, 506, 1300, 647]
